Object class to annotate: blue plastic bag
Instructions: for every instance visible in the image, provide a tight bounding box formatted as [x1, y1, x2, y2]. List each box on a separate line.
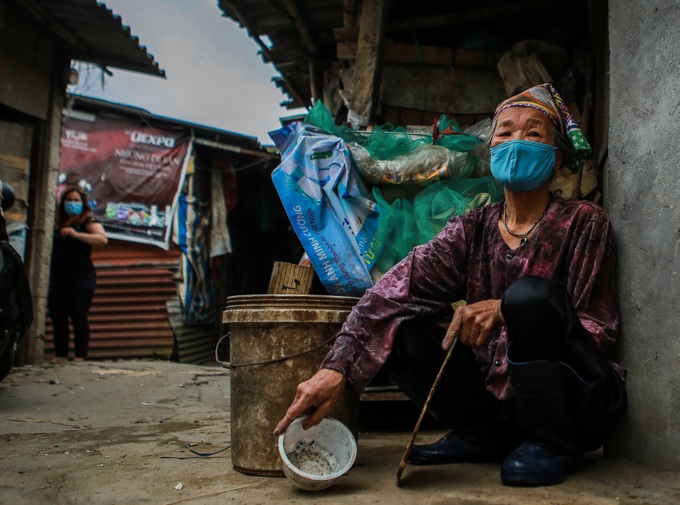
[270, 123, 391, 296]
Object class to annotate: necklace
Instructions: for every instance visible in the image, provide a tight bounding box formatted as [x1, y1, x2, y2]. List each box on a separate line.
[503, 200, 549, 248]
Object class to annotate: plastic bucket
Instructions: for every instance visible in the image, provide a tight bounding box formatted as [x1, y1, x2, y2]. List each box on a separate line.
[278, 416, 357, 491]
[222, 294, 360, 477]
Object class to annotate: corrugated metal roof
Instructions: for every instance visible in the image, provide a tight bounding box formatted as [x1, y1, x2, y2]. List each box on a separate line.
[218, 0, 344, 109]
[217, 0, 591, 110]
[68, 95, 264, 151]
[20, 0, 164, 77]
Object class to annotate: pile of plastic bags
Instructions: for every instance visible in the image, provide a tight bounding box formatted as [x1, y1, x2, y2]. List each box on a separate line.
[269, 101, 503, 296]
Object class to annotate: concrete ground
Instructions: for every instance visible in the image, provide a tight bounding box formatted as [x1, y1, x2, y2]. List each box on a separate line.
[1, 360, 679, 505]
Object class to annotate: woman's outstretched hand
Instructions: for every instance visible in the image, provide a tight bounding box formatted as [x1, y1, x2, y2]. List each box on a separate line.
[442, 299, 505, 350]
[60, 226, 77, 238]
[273, 369, 346, 436]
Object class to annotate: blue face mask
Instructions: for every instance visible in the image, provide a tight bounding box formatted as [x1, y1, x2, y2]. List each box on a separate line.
[64, 201, 83, 216]
[490, 140, 558, 192]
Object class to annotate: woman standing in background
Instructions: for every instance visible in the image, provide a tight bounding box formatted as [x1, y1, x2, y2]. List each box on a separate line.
[49, 187, 107, 364]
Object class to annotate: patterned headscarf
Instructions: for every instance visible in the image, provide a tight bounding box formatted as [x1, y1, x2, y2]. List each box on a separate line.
[493, 83, 592, 172]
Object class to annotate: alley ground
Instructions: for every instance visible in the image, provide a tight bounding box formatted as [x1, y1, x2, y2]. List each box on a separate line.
[1, 360, 678, 505]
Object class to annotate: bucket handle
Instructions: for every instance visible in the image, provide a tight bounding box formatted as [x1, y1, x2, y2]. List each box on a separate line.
[215, 333, 231, 368]
[215, 332, 336, 369]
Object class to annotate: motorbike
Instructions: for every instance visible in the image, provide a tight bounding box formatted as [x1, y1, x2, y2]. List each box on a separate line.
[0, 181, 32, 382]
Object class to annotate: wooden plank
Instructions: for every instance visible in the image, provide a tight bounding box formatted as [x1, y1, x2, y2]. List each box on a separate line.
[335, 1, 560, 40]
[360, 391, 410, 402]
[497, 51, 552, 97]
[343, 0, 359, 27]
[339, 42, 501, 69]
[361, 384, 409, 402]
[267, 261, 314, 294]
[339, 41, 450, 66]
[401, 108, 429, 126]
[389, 1, 548, 32]
[322, 62, 345, 117]
[347, 0, 390, 126]
[379, 65, 506, 114]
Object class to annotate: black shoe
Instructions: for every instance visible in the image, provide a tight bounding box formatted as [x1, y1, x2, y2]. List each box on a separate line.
[501, 440, 581, 487]
[407, 432, 504, 465]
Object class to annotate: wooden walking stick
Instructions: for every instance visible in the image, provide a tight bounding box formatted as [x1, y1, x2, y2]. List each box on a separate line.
[396, 336, 458, 486]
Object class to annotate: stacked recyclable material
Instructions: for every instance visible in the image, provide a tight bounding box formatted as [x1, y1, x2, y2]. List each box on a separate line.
[269, 101, 503, 295]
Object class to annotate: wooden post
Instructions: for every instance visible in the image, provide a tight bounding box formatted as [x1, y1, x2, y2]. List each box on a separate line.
[20, 68, 64, 364]
[267, 262, 314, 295]
[347, 0, 390, 126]
[343, 0, 359, 28]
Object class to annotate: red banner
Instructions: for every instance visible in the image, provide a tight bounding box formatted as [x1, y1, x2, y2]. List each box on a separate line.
[59, 116, 192, 249]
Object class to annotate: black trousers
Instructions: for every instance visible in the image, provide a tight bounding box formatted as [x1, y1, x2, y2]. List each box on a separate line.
[383, 276, 627, 456]
[48, 275, 96, 359]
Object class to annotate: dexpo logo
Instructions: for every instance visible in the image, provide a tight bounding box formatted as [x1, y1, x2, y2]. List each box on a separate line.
[130, 131, 176, 148]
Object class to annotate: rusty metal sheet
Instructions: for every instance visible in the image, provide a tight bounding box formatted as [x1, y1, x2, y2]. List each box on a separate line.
[44, 240, 179, 360]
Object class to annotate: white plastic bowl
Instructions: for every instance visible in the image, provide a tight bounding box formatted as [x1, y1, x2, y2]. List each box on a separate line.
[278, 416, 357, 491]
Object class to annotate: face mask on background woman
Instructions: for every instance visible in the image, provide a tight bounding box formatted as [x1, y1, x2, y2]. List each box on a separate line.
[64, 201, 83, 216]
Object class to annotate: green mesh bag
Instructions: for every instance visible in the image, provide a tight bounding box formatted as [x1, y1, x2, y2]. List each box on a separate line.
[373, 190, 417, 274]
[358, 124, 429, 159]
[304, 101, 481, 160]
[305, 101, 501, 275]
[413, 182, 470, 243]
[304, 100, 340, 137]
[373, 176, 503, 274]
[434, 115, 482, 152]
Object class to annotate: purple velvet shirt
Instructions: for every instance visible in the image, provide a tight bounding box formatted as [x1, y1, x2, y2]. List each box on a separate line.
[321, 196, 624, 400]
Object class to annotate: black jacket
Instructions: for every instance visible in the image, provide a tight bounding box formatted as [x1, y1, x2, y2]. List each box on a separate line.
[0, 240, 33, 354]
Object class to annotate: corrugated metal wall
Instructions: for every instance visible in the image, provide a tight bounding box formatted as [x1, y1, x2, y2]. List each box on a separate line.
[167, 296, 222, 366]
[44, 239, 180, 360]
